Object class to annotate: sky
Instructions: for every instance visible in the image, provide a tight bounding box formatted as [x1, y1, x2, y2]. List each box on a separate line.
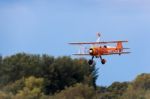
[0, 0, 150, 86]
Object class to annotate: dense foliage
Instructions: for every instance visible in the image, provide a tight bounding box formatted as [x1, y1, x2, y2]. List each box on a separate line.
[0, 53, 150, 99]
[0, 53, 98, 98]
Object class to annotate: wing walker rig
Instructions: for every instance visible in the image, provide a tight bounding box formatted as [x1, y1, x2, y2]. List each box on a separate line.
[69, 33, 130, 66]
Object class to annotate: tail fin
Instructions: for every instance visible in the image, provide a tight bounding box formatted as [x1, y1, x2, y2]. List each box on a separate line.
[116, 42, 123, 52]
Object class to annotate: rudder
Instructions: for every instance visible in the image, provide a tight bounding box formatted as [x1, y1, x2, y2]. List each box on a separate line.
[116, 42, 123, 52]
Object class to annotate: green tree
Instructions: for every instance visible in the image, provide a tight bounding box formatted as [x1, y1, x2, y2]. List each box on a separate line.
[15, 76, 44, 99]
[120, 73, 150, 99]
[43, 56, 96, 94]
[2, 78, 25, 94]
[107, 82, 129, 95]
[0, 53, 98, 95]
[132, 73, 150, 90]
[53, 83, 96, 99]
[0, 53, 42, 84]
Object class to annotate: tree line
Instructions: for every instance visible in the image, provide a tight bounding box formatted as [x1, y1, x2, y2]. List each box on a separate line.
[0, 53, 149, 99]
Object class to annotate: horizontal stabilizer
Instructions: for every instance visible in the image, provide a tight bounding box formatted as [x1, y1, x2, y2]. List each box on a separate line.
[123, 48, 130, 49]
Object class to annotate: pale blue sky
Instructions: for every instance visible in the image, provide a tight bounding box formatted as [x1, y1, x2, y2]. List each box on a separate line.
[0, 0, 150, 86]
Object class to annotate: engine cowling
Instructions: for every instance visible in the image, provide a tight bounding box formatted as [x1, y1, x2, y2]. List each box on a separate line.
[89, 48, 93, 55]
[89, 48, 98, 55]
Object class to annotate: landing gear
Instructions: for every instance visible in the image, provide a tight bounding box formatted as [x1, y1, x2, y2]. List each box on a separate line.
[88, 56, 95, 66]
[101, 59, 106, 64]
[100, 56, 106, 64]
[88, 59, 94, 65]
[88, 56, 106, 65]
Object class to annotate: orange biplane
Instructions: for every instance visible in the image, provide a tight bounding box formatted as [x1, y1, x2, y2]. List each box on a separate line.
[69, 33, 130, 65]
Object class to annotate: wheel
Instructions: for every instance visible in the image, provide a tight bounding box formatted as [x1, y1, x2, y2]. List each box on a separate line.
[88, 59, 96, 67]
[88, 59, 93, 65]
[101, 59, 106, 64]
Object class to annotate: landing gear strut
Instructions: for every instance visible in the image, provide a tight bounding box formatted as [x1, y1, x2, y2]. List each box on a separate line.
[88, 56, 106, 65]
[100, 56, 106, 64]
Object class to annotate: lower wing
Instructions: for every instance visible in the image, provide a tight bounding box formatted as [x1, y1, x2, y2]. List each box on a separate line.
[72, 54, 90, 56]
[103, 52, 131, 55]
[72, 52, 130, 56]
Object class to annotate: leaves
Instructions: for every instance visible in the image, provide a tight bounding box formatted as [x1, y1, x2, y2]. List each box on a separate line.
[53, 83, 96, 99]
[0, 53, 150, 99]
[0, 53, 97, 95]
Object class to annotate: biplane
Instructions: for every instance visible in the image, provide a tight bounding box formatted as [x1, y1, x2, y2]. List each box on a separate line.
[69, 33, 130, 65]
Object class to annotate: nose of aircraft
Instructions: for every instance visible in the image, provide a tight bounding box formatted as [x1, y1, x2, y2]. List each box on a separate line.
[89, 48, 93, 54]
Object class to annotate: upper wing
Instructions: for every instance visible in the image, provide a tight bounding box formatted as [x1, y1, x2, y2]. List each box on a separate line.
[69, 40, 128, 45]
